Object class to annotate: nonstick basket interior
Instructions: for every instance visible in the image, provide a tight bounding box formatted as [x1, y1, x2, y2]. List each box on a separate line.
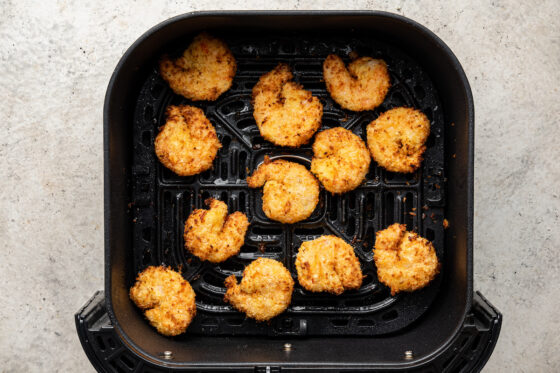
[129, 31, 446, 337]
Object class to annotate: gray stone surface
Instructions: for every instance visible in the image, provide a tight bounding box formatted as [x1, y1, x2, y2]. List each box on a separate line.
[0, 1, 558, 372]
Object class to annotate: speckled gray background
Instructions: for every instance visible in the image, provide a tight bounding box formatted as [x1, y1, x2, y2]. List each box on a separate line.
[0, 1, 558, 372]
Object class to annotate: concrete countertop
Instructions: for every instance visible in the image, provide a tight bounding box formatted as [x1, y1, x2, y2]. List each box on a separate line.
[0, 1, 558, 372]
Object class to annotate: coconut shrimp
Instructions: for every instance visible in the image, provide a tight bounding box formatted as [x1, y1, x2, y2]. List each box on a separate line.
[373, 223, 440, 296]
[367, 107, 430, 173]
[154, 105, 222, 176]
[159, 33, 236, 101]
[184, 198, 249, 263]
[247, 158, 320, 224]
[310, 127, 371, 194]
[129, 266, 196, 336]
[295, 235, 363, 295]
[252, 63, 323, 147]
[224, 258, 294, 321]
[323, 54, 390, 111]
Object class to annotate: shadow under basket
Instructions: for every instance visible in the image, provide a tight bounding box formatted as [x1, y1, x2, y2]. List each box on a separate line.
[77, 11, 502, 372]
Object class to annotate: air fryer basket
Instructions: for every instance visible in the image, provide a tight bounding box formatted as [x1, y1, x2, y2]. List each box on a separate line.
[131, 30, 445, 337]
[96, 11, 495, 371]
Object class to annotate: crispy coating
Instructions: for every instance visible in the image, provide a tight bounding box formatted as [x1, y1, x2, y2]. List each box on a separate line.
[247, 158, 320, 224]
[155, 105, 222, 176]
[129, 266, 196, 336]
[373, 224, 440, 296]
[159, 33, 236, 101]
[184, 198, 249, 263]
[323, 54, 390, 111]
[224, 258, 294, 321]
[310, 127, 371, 194]
[252, 63, 323, 147]
[367, 107, 430, 173]
[295, 235, 363, 295]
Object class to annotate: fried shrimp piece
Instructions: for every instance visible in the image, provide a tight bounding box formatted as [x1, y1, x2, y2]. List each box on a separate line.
[224, 258, 294, 321]
[373, 224, 440, 296]
[323, 54, 390, 111]
[247, 158, 320, 224]
[310, 127, 371, 194]
[367, 107, 430, 173]
[295, 235, 363, 295]
[155, 105, 222, 176]
[252, 63, 323, 147]
[159, 33, 236, 101]
[129, 266, 196, 336]
[184, 198, 249, 263]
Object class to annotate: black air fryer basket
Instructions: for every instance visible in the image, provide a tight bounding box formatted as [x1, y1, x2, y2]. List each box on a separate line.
[76, 11, 501, 372]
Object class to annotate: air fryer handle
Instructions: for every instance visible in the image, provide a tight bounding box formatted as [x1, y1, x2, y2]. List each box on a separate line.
[75, 290, 502, 373]
[468, 291, 503, 372]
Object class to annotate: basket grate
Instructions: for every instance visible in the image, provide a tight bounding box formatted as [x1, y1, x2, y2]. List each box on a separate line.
[130, 32, 445, 336]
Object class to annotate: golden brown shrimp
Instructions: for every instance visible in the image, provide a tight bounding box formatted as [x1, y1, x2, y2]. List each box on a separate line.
[373, 223, 440, 295]
[252, 63, 323, 147]
[129, 266, 196, 336]
[224, 258, 294, 321]
[367, 107, 430, 173]
[295, 235, 363, 295]
[310, 127, 371, 194]
[323, 54, 390, 111]
[159, 33, 236, 101]
[184, 198, 249, 263]
[154, 105, 221, 176]
[247, 158, 320, 224]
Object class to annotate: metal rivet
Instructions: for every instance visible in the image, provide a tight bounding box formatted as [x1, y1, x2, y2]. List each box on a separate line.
[404, 350, 413, 360]
[283, 343, 293, 351]
[162, 350, 173, 360]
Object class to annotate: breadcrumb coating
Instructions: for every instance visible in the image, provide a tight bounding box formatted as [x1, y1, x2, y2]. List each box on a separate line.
[129, 266, 196, 336]
[296, 235, 363, 295]
[373, 223, 440, 296]
[154, 105, 221, 176]
[323, 54, 390, 111]
[224, 258, 294, 321]
[311, 127, 371, 193]
[367, 107, 430, 173]
[252, 63, 323, 147]
[247, 158, 320, 224]
[159, 32, 236, 101]
[184, 198, 249, 263]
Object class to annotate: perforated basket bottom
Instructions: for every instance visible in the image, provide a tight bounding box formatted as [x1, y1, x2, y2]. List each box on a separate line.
[130, 32, 446, 336]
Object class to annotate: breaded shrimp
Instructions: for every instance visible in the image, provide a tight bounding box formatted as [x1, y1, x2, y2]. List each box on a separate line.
[184, 198, 249, 263]
[252, 63, 323, 147]
[129, 266, 196, 336]
[323, 54, 390, 111]
[373, 223, 440, 296]
[159, 32, 236, 101]
[247, 158, 320, 224]
[295, 235, 363, 295]
[155, 105, 221, 176]
[367, 107, 430, 173]
[224, 258, 294, 321]
[310, 127, 371, 194]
